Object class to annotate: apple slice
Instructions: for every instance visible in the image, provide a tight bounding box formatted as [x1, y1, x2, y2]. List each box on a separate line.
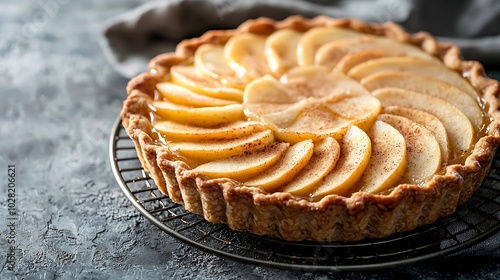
[297, 27, 362, 66]
[265, 29, 302, 76]
[157, 82, 237, 107]
[316, 37, 437, 68]
[224, 33, 270, 80]
[170, 65, 243, 102]
[312, 125, 371, 197]
[383, 106, 449, 162]
[262, 100, 308, 130]
[280, 66, 370, 98]
[324, 94, 381, 121]
[243, 75, 296, 104]
[193, 142, 288, 182]
[194, 44, 248, 89]
[372, 88, 475, 159]
[153, 120, 265, 141]
[169, 130, 275, 163]
[270, 102, 352, 143]
[242, 75, 297, 120]
[281, 137, 341, 196]
[348, 57, 477, 96]
[245, 139, 314, 192]
[378, 114, 442, 184]
[361, 72, 483, 130]
[263, 99, 380, 143]
[242, 72, 380, 143]
[243, 74, 351, 142]
[152, 101, 244, 127]
[315, 38, 372, 68]
[334, 49, 405, 74]
[358, 120, 407, 193]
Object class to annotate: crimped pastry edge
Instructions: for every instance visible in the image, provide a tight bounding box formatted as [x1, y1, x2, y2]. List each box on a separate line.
[120, 15, 500, 241]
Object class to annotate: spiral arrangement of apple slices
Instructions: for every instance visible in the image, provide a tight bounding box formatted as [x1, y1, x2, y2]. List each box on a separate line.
[150, 26, 486, 198]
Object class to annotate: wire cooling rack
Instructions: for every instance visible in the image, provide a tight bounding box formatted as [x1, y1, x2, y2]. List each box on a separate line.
[110, 118, 500, 272]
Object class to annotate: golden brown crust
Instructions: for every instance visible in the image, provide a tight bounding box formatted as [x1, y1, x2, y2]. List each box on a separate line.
[120, 16, 500, 241]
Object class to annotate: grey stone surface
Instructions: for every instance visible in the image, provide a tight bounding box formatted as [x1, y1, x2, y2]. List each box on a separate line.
[0, 1, 499, 279]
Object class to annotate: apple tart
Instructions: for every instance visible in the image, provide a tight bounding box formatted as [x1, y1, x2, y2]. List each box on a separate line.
[121, 16, 500, 241]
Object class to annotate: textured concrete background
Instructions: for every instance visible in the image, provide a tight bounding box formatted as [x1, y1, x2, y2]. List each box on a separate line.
[0, 1, 499, 279]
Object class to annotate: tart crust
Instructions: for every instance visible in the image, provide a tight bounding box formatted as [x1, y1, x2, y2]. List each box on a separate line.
[121, 16, 500, 241]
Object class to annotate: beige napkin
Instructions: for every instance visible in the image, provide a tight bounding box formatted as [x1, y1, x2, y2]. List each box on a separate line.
[100, 0, 500, 78]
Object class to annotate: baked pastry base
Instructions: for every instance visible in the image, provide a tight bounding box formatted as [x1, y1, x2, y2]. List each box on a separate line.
[121, 16, 500, 241]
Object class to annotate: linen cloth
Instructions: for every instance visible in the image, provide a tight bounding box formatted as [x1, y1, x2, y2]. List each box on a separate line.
[101, 0, 500, 78]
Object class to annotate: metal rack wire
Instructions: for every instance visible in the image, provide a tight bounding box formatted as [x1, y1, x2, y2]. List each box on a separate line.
[110, 118, 500, 272]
